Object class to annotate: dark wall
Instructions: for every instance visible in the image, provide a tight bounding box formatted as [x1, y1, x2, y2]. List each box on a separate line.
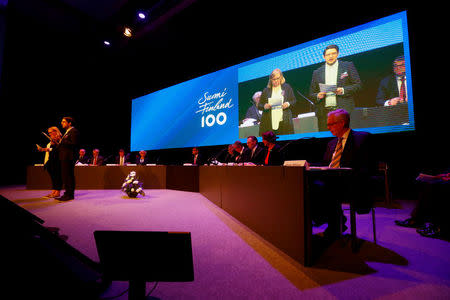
[0, 4, 447, 199]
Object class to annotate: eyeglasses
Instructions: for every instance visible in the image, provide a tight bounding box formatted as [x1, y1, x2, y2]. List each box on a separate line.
[271, 76, 281, 81]
[327, 121, 342, 127]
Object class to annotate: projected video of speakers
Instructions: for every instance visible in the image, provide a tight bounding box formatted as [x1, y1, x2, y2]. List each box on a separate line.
[131, 11, 413, 151]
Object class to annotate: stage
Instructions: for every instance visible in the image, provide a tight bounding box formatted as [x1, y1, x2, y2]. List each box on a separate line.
[1, 185, 449, 299]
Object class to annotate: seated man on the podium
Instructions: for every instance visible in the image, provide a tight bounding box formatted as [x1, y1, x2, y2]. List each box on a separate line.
[88, 149, 104, 166]
[311, 109, 373, 240]
[232, 141, 251, 164]
[136, 150, 149, 165]
[222, 145, 237, 163]
[246, 136, 265, 165]
[375, 56, 408, 106]
[115, 149, 131, 166]
[75, 148, 89, 165]
[190, 147, 204, 166]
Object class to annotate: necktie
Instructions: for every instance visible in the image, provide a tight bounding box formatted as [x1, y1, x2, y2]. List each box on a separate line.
[93, 157, 97, 165]
[265, 149, 270, 165]
[329, 138, 343, 168]
[399, 76, 406, 101]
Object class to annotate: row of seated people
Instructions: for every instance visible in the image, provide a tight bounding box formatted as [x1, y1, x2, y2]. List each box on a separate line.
[189, 131, 284, 166]
[76, 131, 286, 167]
[75, 149, 151, 166]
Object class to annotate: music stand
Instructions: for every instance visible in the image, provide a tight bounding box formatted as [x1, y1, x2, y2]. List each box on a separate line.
[94, 231, 194, 300]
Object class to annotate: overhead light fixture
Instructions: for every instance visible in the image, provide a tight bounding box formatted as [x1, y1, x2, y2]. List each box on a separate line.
[103, 40, 111, 46]
[123, 27, 132, 37]
[138, 12, 147, 20]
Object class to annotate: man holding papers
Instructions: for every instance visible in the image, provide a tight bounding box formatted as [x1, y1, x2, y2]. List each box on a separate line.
[258, 68, 296, 136]
[309, 44, 362, 131]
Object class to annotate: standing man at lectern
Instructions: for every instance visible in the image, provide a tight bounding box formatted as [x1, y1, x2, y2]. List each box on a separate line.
[56, 117, 80, 201]
[312, 109, 372, 240]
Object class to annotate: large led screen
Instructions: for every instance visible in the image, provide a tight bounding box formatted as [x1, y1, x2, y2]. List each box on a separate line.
[131, 11, 413, 151]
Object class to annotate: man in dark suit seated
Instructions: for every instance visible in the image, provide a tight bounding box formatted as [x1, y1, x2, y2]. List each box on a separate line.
[232, 141, 251, 164]
[261, 131, 284, 166]
[88, 149, 104, 166]
[311, 109, 373, 240]
[222, 145, 236, 163]
[246, 136, 265, 165]
[190, 147, 204, 165]
[115, 149, 131, 166]
[376, 56, 408, 106]
[136, 150, 149, 165]
[75, 148, 89, 164]
[243, 91, 263, 124]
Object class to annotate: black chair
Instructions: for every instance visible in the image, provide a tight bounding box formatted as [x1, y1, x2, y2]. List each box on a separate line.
[343, 162, 391, 252]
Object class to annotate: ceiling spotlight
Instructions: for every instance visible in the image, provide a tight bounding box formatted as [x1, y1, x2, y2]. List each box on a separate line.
[103, 40, 111, 46]
[124, 27, 132, 37]
[138, 12, 147, 20]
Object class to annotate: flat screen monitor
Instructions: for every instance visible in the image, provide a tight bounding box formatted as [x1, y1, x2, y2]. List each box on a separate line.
[131, 11, 413, 151]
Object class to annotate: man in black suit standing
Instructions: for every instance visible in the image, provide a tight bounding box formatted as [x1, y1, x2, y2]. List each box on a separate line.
[376, 56, 408, 106]
[311, 109, 373, 240]
[55, 117, 80, 201]
[309, 45, 362, 131]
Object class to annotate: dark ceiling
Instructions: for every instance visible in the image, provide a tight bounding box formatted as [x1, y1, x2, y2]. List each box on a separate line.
[4, 1, 417, 98]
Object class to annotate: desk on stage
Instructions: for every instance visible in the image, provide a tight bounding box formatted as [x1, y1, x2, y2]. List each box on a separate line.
[26, 165, 199, 192]
[199, 165, 312, 266]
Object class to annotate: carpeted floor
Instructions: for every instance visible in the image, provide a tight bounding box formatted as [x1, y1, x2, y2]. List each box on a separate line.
[1, 185, 449, 299]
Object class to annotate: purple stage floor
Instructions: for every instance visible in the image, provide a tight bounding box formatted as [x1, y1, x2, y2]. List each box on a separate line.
[1, 185, 449, 299]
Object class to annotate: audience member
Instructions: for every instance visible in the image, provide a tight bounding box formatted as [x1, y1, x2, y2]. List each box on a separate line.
[395, 170, 450, 238]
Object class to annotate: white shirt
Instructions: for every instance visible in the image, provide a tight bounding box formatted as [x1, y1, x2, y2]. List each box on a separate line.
[325, 61, 338, 107]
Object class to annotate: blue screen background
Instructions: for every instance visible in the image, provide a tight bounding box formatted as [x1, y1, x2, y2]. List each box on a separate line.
[131, 11, 413, 151]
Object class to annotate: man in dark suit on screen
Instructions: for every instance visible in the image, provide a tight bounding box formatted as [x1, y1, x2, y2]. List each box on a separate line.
[55, 117, 80, 201]
[376, 56, 408, 106]
[309, 44, 362, 131]
[311, 109, 373, 240]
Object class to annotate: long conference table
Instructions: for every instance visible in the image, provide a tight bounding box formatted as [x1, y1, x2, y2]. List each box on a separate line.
[27, 164, 330, 266]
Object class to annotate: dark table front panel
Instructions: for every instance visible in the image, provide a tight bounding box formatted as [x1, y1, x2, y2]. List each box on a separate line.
[27, 166, 168, 190]
[199, 166, 311, 265]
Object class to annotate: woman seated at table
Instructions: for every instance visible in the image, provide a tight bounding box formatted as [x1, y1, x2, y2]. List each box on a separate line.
[261, 131, 284, 166]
